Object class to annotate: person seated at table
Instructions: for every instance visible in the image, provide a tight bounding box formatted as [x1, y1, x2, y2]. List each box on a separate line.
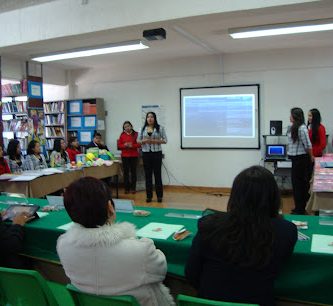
[25, 140, 48, 170]
[86, 131, 109, 151]
[57, 177, 174, 306]
[6, 139, 26, 173]
[66, 136, 81, 163]
[0, 211, 32, 268]
[0, 144, 11, 175]
[185, 166, 297, 306]
[50, 139, 70, 167]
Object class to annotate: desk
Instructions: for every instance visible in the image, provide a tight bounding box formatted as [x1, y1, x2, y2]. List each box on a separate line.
[1, 196, 332, 305]
[307, 154, 333, 212]
[0, 163, 120, 198]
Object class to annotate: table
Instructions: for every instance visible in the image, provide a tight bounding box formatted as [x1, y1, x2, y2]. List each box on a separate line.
[1, 196, 333, 305]
[307, 154, 333, 212]
[0, 163, 120, 198]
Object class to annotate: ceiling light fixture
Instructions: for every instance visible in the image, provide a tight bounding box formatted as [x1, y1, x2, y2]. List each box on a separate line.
[229, 18, 333, 39]
[31, 40, 149, 62]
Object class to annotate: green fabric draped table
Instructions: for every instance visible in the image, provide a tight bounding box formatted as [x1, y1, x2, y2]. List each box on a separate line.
[1, 196, 332, 305]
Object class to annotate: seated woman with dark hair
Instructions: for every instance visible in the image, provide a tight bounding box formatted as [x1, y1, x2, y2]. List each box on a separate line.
[57, 177, 174, 306]
[25, 140, 48, 170]
[6, 139, 25, 173]
[50, 139, 69, 167]
[185, 166, 297, 306]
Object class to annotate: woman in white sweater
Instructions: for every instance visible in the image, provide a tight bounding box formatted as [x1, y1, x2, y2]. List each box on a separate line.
[57, 177, 174, 306]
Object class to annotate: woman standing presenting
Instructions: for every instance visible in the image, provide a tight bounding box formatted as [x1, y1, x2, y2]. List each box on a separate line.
[308, 108, 326, 157]
[139, 112, 167, 203]
[117, 121, 140, 194]
[288, 107, 313, 215]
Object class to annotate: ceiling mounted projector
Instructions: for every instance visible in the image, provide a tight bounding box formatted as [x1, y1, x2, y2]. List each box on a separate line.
[143, 28, 166, 41]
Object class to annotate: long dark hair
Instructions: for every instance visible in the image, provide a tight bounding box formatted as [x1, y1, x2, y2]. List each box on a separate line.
[308, 108, 321, 144]
[67, 137, 78, 149]
[7, 139, 21, 160]
[290, 107, 305, 143]
[141, 112, 160, 133]
[0, 144, 5, 166]
[27, 140, 39, 155]
[201, 166, 281, 268]
[122, 121, 137, 135]
[53, 138, 69, 162]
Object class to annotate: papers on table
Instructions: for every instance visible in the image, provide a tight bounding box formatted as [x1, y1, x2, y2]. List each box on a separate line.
[40, 168, 64, 175]
[10, 175, 41, 181]
[57, 222, 74, 231]
[136, 222, 183, 240]
[37, 212, 49, 218]
[311, 234, 333, 254]
[0, 174, 19, 180]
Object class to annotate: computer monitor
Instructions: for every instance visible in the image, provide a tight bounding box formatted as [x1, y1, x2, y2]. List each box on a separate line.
[266, 144, 286, 160]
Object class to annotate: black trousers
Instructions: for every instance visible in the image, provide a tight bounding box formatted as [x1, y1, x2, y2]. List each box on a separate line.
[290, 154, 312, 213]
[122, 157, 138, 191]
[142, 151, 163, 199]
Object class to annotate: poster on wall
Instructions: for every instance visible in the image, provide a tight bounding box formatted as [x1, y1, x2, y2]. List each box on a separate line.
[28, 109, 46, 146]
[141, 105, 166, 127]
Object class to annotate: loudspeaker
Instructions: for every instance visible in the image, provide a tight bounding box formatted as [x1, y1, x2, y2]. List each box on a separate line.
[270, 121, 282, 136]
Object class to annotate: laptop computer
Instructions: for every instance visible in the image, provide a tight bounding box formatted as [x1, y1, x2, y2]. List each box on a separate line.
[265, 144, 286, 160]
[113, 199, 134, 213]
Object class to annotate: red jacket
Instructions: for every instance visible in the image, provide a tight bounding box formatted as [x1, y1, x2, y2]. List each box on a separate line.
[117, 131, 140, 157]
[309, 124, 326, 157]
[0, 159, 11, 175]
[66, 147, 81, 162]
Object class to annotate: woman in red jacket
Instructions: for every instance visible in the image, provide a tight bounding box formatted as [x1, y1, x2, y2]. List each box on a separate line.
[0, 144, 11, 174]
[66, 136, 81, 163]
[117, 121, 140, 194]
[308, 108, 326, 157]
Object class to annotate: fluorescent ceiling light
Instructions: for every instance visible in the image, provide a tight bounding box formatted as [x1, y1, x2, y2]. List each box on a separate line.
[229, 19, 333, 39]
[31, 40, 149, 62]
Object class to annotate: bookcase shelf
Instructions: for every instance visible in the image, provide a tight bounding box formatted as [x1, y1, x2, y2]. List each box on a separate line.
[66, 98, 104, 147]
[43, 98, 105, 152]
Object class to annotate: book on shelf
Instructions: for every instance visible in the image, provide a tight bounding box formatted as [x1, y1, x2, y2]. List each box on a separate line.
[46, 139, 55, 150]
[44, 101, 65, 113]
[45, 127, 65, 138]
[3, 119, 29, 132]
[45, 113, 64, 125]
[2, 101, 27, 113]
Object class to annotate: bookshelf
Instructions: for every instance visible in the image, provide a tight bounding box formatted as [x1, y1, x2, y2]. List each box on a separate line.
[1, 61, 45, 153]
[1, 93, 29, 154]
[66, 98, 105, 152]
[43, 101, 65, 151]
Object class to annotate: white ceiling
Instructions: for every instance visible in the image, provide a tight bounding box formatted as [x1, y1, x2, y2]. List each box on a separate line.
[1, 1, 333, 70]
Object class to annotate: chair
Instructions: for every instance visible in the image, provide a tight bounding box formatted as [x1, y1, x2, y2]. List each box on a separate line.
[67, 284, 140, 306]
[0, 267, 74, 306]
[177, 294, 259, 306]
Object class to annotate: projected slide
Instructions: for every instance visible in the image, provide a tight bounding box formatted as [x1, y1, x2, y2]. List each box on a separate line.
[184, 95, 254, 138]
[180, 85, 260, 149]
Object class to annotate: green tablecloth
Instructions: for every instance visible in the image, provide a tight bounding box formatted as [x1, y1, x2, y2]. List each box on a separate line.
[1, 196, 333, 305]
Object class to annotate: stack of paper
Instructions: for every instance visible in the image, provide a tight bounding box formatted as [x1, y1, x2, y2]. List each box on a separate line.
[136, 222, 183, 240]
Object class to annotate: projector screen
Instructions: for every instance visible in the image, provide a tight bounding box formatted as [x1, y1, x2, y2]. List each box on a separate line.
[180, 84, 260, 149]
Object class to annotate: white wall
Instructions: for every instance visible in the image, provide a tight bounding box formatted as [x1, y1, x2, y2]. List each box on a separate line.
[73, 46, 333, 188]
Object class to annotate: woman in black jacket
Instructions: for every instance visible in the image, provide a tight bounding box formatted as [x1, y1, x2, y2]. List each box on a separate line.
[185, 166, 297, 306]
[0, 213, 31, 268]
